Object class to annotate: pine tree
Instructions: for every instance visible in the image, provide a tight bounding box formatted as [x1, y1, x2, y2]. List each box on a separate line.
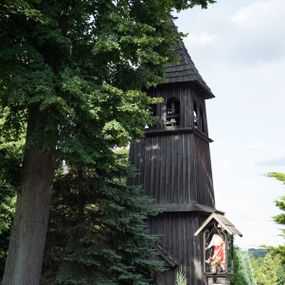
[42, 150, 162, 285]
[230, 247, 256, 285]
[267, 172, 285, 284]
[251, 253, 284, 285]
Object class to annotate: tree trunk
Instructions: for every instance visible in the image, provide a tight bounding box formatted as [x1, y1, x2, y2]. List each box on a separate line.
[2, 105, 56, 285]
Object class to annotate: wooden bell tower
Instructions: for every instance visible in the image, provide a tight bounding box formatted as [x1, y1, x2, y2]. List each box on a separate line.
[129, 41, 217, 285]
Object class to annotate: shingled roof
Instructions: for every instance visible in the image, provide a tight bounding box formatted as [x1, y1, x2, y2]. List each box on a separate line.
[194, 213, 242, 237]
[165, 41, 214, 99]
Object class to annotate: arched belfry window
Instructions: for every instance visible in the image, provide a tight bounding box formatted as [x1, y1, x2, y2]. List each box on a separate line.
[200, 106, 206, 133]
[193, 100, 198, 128]
[166, 97, 180, 126]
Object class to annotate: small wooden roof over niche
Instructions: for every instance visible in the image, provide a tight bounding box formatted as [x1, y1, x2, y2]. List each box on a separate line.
[194, 213, 243, 237]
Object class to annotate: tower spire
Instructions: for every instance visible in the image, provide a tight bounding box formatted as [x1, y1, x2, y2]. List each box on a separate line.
[166, 39, 214, 98]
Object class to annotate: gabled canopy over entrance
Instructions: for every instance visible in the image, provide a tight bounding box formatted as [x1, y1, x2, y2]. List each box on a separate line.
[194, 213, 242, 237]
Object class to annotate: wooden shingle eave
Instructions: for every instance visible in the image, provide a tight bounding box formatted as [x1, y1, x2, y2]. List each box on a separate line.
[164, 41, 215, 99]
[194, 213, 243, 237]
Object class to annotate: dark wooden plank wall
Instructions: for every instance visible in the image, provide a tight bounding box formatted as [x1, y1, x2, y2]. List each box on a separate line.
[129, 133, 214, 207]
[194, 135, 215, 207]
[150, 213, 208, 285]
[156, 269, 177, 285]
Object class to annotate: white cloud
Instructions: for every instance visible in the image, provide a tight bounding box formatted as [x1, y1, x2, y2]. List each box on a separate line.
[230, 0, 285, 40]
[229, 0, 285, 62]
[185, 33, 217, 46]
[180, 0, 285, 65]
[231, 1, 272, 24]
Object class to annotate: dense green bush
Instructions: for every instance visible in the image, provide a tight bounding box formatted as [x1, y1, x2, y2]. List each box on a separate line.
[230, 247, 256, 285]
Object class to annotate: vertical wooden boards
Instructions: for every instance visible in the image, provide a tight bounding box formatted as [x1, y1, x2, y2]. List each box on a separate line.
[130, 132, 215, 207]
[150, 213, 208, 285]
[194, 135, 215, 207]
[156, 269, 176, 285]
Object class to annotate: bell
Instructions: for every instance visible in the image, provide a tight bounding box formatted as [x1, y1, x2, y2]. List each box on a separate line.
[170, 118, 176, 126]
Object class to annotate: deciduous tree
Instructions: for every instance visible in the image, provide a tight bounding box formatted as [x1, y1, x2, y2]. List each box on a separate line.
[0, 107, 24, 276]
[0, 0, 215, 283]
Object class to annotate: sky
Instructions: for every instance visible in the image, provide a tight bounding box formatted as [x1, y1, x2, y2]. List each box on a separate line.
[175, 0, 285, 248]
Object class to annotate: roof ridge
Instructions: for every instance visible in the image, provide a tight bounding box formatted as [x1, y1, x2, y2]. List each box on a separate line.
[165, 39, 214, 98]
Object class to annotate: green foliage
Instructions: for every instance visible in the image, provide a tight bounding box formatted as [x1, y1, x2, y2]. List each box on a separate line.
[268, 172, 285, 228]
[0, 0, 216, 282]
[0, 107, 24, 275]
[267, 172, 285, 265]
[1, 0, 45, 22]
[262, 172, 285, 284]
[275, 262, 285, 285]
[42, 160, 162, 284]
[0, 107, 25, 185]
[0, 188, 15, 276]
[176, 267, 187, 285]
[232, 246, 285, 285]
[0, 0, 216, 156]
[268, 173, 285, 225]
[268, 172, 285, 184]
[251, 253, 285, 285]
[230, 247, 256, 285]
[1, 0, 177, 156]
